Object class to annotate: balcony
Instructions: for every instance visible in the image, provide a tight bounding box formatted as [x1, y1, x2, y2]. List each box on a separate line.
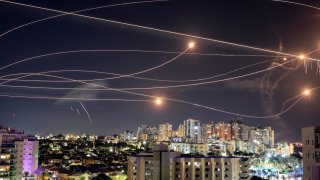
[0, 144, 15, 149]
[0, 150, 13, 154]
[0, 162, 10, 165]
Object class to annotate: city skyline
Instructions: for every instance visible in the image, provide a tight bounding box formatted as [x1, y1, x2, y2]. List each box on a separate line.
[1, 0, 320, 142]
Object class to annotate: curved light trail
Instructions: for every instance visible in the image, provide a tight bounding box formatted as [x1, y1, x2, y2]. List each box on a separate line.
[0, 69, 307, 119]
[272, 0, 320, 10]
[0, 0, 169, 39]
[0, 94, 150, 102]
[0, 58, 274, 83]
[0, 0, 317, 60]
[0, 48, 191, 82]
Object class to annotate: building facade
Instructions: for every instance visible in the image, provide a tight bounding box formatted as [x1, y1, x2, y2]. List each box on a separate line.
[127, 144, 250, 180]
[248, 127, 274, 153]
[0, 126, 38, 179]
[184, 119, 201, 143]
[158, 123, 172, 142]
[302, 126, 320, 180]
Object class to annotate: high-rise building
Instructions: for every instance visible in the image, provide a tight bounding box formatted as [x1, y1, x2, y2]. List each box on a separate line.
[302, 126, 320, 180]
[177, 124, 184, 138]
[0, 126, 38, 179]
[201, 122, 215, 143]
[128, 144, 180, 180]
[274, 142, 294, 156]
[137, 124, 158, 142]
[184, 119, 201, 143]
[127, 144, 250, 180]
[248, 126, 274, 153]
[214, 122, 232, 141]
[158, 123, 172, 142]
[120, 130, 134, 141]
[169, 142, 208, 155]
[15, 139, 39, 179]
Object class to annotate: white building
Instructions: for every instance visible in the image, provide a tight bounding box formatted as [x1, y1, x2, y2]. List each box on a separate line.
[120, 130, 135, 141]
[184, 119, 201, 143]
[169, 143, 208, 155]
[174, 156, 250, 180]
[302, 126, 320, 180]
[127, 144, 250, 180]
[248, 127, 274, 153]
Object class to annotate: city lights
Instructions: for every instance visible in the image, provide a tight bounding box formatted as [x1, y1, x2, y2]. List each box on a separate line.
[1, 1, 320, 179]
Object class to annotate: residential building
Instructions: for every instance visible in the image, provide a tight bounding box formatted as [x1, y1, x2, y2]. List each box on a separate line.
[137, 125, 158, 142]
[214, 122, 232, 141]
[169, 143, 208, 155]
[248, 126, 274, 153]
[15, 139, 39, 179]
[184, 119, 201, 143]
[0, 126, 38, 179]
[302, 126, 320, 180]
[201, 123, 215, 143]
[120, 130, 135, 141]
[158, 123, 172, 142]
[127, 144, 250, 180]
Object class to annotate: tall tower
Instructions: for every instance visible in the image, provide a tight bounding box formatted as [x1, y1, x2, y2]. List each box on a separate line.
[183, 119, 201, 143]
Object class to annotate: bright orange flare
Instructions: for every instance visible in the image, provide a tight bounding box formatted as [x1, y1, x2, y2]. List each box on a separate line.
[299, 54, 306, 60]
[188, 42, 195, 49]
[303, 89, 311, 96]
[154, 97, 163, 106]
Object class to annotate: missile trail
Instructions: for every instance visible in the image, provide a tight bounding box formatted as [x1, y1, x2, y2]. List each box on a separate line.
[0, 0, 315, 59]
[0, 59, 274, 83]
[0, 94, 150, 102]
[0, 63, 306, 119]
[0, 48, 190, 84]
[272, 0, 320, 10]
[0, 0, 169, 39]
[1, 48, 318, 92]
[0, 59, 296, 90]
[79, 102, 93, 126]
[0, 49, 280, 73]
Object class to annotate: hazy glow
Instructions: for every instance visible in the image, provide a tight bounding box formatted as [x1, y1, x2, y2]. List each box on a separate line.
[299, 54, 306, 60]
[303, 89, 310, 96]
[154, 97, 163, 106]
[188, 42, 195, 48]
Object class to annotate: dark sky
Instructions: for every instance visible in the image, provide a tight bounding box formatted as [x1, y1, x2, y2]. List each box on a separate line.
[1, 0, 320, 142]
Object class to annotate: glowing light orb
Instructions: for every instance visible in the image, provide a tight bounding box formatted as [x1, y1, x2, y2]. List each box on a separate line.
[154, 97, 163, 106]
[188, 42, 195, 48]
[303, 89, 311, 96]
[299, 54, 306, 60]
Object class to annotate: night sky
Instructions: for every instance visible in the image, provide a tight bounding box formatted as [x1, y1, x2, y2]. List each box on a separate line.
[1, 0, 320, 142]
